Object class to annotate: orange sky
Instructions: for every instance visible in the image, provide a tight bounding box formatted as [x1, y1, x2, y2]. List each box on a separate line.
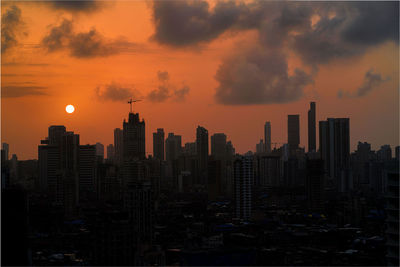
[1, 1, 399, 160]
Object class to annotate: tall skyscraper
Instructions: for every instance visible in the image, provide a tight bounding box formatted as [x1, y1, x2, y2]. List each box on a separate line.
[165, 133, 181, 162]
[288, 115, 300, 152]
[79, 144, 96, 200]
[256, 139, 266, 154]
[153, 128, 165, 161]
[234, 153, 253, 220]
[196, 126, 209, 185]
[264, 122, 271, 153]
[107, 144, 114, 161]
[308, 102, 316, 152]
[211, 133, 227, 160]
[114, 128, 123, 166]
[95, 142, 105, 159]
[123, 113, 146, 160]
[2, 143, 9, 161]
[319, 118, 350, 189]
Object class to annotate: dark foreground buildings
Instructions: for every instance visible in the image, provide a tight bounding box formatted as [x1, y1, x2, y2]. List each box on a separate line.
[1, 102, 399, 266]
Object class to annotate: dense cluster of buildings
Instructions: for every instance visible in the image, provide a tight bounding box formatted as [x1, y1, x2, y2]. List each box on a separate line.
[1, 101, 399, 266]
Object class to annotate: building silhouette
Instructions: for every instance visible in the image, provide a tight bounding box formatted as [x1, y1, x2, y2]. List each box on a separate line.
[114, 128, 123, 166]
[288, 115, 300, 153]
[319, 118, 350, 191]
[165, 133, 181, 162]
[2, 142, 9, 161]
[96, 142, 105, 160]
[234, 153, 253, 220]
[196, 126, 209, 186]
[211, 133, 227, 160]
[107, 144, 114, 161]
[256, 139, 266, 154]
[264, 122, 271, 153]
[308, 102, 316, 152]
[123, 113, 146, 160]
[153, 128, 165, 161]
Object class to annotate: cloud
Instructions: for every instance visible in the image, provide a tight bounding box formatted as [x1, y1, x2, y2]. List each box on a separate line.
[157, 71, 169, 82]
[151, 0, 246, 47]
[95, 82, 139, 102]
[151, 1, 398, 66]
[1, 5, 25, 53]
[146, 71, 190, 102]
[41, 19, 140, 58]
[214, 45, 313, 105]
[48, 0, 103, 13]
[41, 19, 73, 52]
[2, 85, 48, 98]
[338, 69, 390, 98]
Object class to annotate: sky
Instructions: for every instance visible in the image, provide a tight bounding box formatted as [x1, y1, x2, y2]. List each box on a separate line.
[1, 0, 399, 160]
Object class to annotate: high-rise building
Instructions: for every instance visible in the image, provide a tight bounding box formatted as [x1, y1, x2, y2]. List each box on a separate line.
[107, 144, 114, 161]
[95, 142, 105, 159]
[264, 122, 271, 153]
[377, 145, 392, 162]
[288, 115, 300, 152]
[384, 164, 399, 266]
[183, 142, 196, 156]
[306, 159, 324, 212]
[153, 128, 165, 161]
[196, 126, 209, 185]
[234, 153, 253, 220]
[308, 102, 316, 152]
[114, 128, 123, 166]
[319, 118, 350, 190]
[2, 143, 9, 161]
[123, 113, 145, 160]
[211, 133, 227, 160]
[256, 139, 266, 154]
[396, 146, 400, 160]
[165, 133, 182, 162]
[79, 144, 97, 200]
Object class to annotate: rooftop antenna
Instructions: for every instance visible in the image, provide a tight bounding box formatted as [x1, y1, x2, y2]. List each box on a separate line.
[127, 98, 142, 113]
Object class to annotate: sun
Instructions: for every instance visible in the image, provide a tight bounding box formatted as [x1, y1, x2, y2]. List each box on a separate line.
[66, 105, 75, 114]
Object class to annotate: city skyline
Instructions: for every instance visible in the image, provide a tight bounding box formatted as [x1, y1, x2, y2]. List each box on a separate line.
[1, 1, 398, 159]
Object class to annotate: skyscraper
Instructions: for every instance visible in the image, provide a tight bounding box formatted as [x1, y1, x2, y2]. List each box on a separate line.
[123, 112, 146, 160]
[308, 102, 316, 152]
[95, 142, 105, 159]
[196, 126, 209, 185]
[211, 133, 227, 160]
[107, 144, 114, 161]
[319, 118, 350, 189]
[165, 133, 181, 162]
[114, 128, 123, 166]
[234, 153, 253, 220]
[288, 115, 300, 152]
[2, 143, 9, 161]
[153, 128, 165, 161]
[264, 122, 271, 153]
[256, 139, 266, 154]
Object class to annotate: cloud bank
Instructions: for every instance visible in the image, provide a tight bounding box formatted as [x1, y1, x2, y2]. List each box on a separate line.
[42, 19, 140, 58]
[1, 5, 25, 53]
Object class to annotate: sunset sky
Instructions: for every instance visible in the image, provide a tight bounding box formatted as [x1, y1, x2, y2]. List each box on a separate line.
[1, 0, 399, 160]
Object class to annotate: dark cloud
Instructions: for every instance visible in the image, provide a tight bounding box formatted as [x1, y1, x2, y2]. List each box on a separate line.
[338, 69, 389, 98]
[1, 5, 24, 53]
[173, 85, 190, 102]
[151, 0, 247, 47]
[42, 19, 73, 52]
[2, 85, 48, 98]
[157, 71, 169, 82]
[42, 19, 140, 58]
[214, 45, 313, 105]
[342, 2, 399, 45]
[49, 0, 102, 13]
[95, 82, 139, 102]
[147, 71, 190, 102]
[151, 1, 398, 65]
[147, 85, 170, 102]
